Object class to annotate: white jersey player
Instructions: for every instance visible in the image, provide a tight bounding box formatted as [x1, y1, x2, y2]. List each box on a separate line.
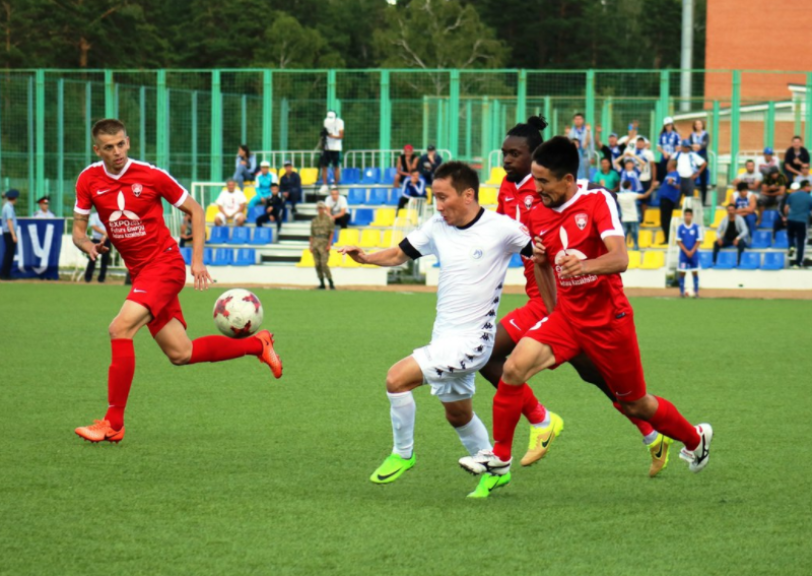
[340, 161, 533, 497]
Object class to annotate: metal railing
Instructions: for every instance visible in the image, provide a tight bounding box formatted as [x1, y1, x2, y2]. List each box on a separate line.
[343, 149, 453, 171]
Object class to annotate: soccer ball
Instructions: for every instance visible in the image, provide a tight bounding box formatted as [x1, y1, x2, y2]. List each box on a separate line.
[213, 289, 264, 338]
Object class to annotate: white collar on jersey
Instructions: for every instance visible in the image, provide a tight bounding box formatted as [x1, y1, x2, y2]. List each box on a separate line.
[513, 173, 533, 190]
[103, 158, 133, 180]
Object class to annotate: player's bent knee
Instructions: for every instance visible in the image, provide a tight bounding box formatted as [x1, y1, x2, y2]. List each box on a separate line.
[619, 395, 657, 419]
[502, 357, 531, 385]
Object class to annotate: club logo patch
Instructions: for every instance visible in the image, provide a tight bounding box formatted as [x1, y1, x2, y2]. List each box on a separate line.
[132, 184, 143, 197]
[470, 248, 483, 260]
[523, 195, 534, 209]
[574, 212, 588, 230]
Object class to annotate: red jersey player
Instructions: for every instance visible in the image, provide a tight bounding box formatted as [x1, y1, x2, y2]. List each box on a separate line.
[73, 119, 282, 443]
[478, 118, 672, 478]
[461, 136, 712, 482]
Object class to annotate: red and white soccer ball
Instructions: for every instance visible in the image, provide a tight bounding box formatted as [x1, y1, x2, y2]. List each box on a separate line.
[212, 289, 264, 338]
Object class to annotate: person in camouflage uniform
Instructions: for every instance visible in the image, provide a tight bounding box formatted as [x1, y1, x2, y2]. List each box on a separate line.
[310, 201, 336, 290]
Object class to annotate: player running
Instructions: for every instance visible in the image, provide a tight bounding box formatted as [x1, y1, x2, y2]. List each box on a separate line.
[73, 119, 282, 443]
[460, 137, 713, 484]
[340, 161, 533, 498]
[481, 117, 671, 477]
[676, 208, 703, 298]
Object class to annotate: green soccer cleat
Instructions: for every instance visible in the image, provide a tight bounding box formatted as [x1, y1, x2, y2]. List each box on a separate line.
[648, 433, 674, 478]
[467, 472, 512, 499]
[370, 453, 416, 484]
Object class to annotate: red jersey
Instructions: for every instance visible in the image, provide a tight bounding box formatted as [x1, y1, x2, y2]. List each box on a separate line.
[75, 159, 189, 276]
[526, 181, 629, 328]
[497, 174, 542, 301]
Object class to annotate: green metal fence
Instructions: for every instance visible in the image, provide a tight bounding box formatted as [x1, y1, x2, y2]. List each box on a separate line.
[1, 68, 810, 216]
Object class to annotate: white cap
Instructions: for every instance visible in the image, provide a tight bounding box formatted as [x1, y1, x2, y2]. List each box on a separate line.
[260, 160, 271, 168]
[663, 116, 674, 125]
[790, 182, 801, 190]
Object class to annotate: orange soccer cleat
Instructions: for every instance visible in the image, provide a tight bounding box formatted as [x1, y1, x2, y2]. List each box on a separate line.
[256, 330, 283, 379]
[75, 419, 125, 443]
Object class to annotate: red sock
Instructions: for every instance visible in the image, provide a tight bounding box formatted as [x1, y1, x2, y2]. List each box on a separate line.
[104, 339, 136, 431]
[647, 396, 700, 450]
[522, 384, 547, 425]
[188, 335, 263, 364]
[492, 381, 526, 461]
[613, 401, 655, 437]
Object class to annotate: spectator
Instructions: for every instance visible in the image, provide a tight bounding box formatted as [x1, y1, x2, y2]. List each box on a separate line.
[279, 160, 302, 215]
[784, 179, 812, 268]
[325, 185, 350, 229]
[233, 144, 256, 188]
[713, 204, 749, 265]
[757, 167, 787, 226]
[676, 208, 703, 298]
[33, 196, 55, 218]
[1, 189, 19, 280]
[214, 179, 247, 227]
[756, 147, 781, 176]
[617, 180, 653, 250]
[179, 212, 193, 248]
[572, 138, 588, 180]
[567, 113, 592, 179]
[397, 168, 427, 211]
[675, 139, 706, 200]
[310, 201, 335, 290]
[394, 144, 418, 188]
[321, 110, 344, 187]
[255, 184, 285, 234]
[591, 157, 620, 192]
[84, 210, 111, 283]
[617, 157, 643, 194]
[248, 161, 277, 211]
[732, 160, 762, 192]
[657, 116, 680, 181]
[624, 136, 657, 195]
[793, 163, 811, 185]
[595, 128, 626, 167]
[733, 181, 757, 235]
[783, 136, 810, 183]
[658, 159, 681, 243]
[774, 184, 792, 242]
[418, 144, 443, 184]
[690, 119, 710, 203]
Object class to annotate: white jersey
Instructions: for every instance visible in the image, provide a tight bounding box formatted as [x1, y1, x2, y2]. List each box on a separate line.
[403, 208, 531, 340]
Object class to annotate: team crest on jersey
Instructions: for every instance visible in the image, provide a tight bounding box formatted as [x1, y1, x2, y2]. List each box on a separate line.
[470, 247, 483, 260]
[574, 212, 588, 230]
[523, 195, 534, 209]
[132, 184, 143, 197]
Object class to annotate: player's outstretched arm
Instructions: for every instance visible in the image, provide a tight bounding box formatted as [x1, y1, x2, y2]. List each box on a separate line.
[338, 245, 408, 267]
[72, 212, 107, 261]
[177, 196, 213, 291]
[559, 235, 629, 279]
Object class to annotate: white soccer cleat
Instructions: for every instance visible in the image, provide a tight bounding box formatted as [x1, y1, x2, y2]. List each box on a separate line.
[459, 450, 512, 476]
[679, 423, 713, 473]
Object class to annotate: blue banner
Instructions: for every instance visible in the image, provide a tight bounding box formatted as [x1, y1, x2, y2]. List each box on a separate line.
[0, 218, 64, 280]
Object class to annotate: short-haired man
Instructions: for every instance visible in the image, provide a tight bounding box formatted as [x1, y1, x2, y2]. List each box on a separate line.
[732, 160, 762, 192]
[84, 210, 111, 283]
[310, 201, 336, 290]
[417, 145, 443, 184]
[340, 161, 535, 497]
[591, 157, 620, 192]
[254, 183, 286, 234]
[325, 185, 350, 229]
[758, 167, 787, 226]
[321, 111, 344, 186]
[214, 180, 247, 227]
[248, 161, 278, 211]
[713, 204, 749, 266]
[756, 147, 780, 176]
[33, 196, 56, 218]
[783, 136, 810, 182]
[793, 163, 811, 185]
[1, 189, 19, 280]
[676, 209, 703, 298]
[784, 179, 812, 268]
[396, 168, 427, 211]
[733, 181, 758, 235]
[675, 139, 706, 199]
[279, 160, 302, 214]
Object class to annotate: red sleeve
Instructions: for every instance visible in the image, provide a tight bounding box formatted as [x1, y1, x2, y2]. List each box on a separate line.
[496, 182, 506, 215]
[74, 172, 93, 214]
[593, 190, 625, 239]
[152, 166, 189, 207]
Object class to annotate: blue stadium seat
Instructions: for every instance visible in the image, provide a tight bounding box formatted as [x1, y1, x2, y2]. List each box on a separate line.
[212, 248, 234, 266]
[714, 251, 738, 269]
[759, 210, 778, 229]
[382, 167, 397, 185]
[202, 247, 213, 266]
[248, 205, 265, 223]
[180, 247, 192, 265]
[351, 208, 374, 226]
[368, 188, 388, 205]
[698, 251, 713, 269]
[343, 167, 360, 184]
[773, 230, 789, 249]
[348, 188, 367, 205]
[762, 252, 785, 270]
[250, 227, 273, 245]
[361, 168, 381, 184]
[333, 229, 340, 243]
[208, 226, 230, 244]
[750, 230, 772, 249]
[738, 252, 761, 270]
[234, 248, 256, 266]
[508, 253, 524, 268]
[229, 226, 250, 245]
[387, 188, 402, 206]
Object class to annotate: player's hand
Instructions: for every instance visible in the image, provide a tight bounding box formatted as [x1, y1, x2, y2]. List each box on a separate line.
[733, 238, 739, 246]
[558, 254, 585, 279]
[338, 245, 367, 264]
[84, 241, 103, 261]
[531, 236, 548, 264]
[191, 261, 213, 291]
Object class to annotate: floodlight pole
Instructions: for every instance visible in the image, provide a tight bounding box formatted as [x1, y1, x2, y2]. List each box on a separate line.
[680, 0, 694, 112]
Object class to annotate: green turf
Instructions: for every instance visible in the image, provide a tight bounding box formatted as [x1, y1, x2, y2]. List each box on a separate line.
[1, 284, 810, 575]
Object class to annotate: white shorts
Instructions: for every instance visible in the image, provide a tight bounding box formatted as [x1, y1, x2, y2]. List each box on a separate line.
[412, 335, 494, 403]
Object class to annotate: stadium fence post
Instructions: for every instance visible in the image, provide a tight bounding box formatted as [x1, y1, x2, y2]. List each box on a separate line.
[35, 70, 45, 212]
[210, 70, 222, 182]
[729, 70, 741, 181]
[659, 70, 670, 130]
[57, 77, 64, 216]
[379, 69, 391, 171]
[585, 69, 595, 140]
[465, 99, 473, 161]
[805, 73, 812, 149]
[156, 70, 169, 170]
[262, 70, 273, 153]
[516, 69, 527, 124]
[711, 100, 720, 189]
[85, 82, 92, 168]
[104, 70, 116, 118]
[448, 70, 460, 159]
[543, 96, 552, 129]
[481, 96, 490, 164]
[765, 100, 775, 151]
[327, 69, 337, 112]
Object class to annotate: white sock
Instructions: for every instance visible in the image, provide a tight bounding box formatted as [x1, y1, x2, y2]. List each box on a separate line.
[387, 391, 416, 458]
[454, 413, 492, 456]
[643, 430, 660, 446]
[531, 410, 551, 429]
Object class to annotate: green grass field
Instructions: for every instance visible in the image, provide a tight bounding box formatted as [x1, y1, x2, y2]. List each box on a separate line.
[1, 284, 810, 576]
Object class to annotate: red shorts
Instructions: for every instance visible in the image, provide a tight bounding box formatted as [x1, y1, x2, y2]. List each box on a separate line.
[500, 298, 548, 343]
[127, 249, 187, 337]
[525, 310, 647, 401]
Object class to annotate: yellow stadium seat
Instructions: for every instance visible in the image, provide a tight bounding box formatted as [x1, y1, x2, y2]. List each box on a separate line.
[710, 208, 726, 228]
[394, 209, 419, 227]
[300, 168, 319, 186]
[672, 210, 682, 221]
[627, 251, 641, 269]
[297, 249, 315, 267]
[328, 250, 342, 267]
[486, 167, 506, 184]
[359, 229, 381, 248]
[724, 188, 735, 206]
[205, 204, 220, 223]
[701, 230, 717, 249]
[642, 208, 660, 228]
[737, 167, 746, 175]
[480, 188, 498, 205]
[380, 229, 404, 248]
[426, 188, 432, 202]
[335, 229, 360, 246]
[638, 230, 653, 248]
[653, 230, 666, 246]
[243, 186, 256, 203]
[641, 251, 665, 269]
[342, 254, 361, 267]
[371, 208, 396, 227]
